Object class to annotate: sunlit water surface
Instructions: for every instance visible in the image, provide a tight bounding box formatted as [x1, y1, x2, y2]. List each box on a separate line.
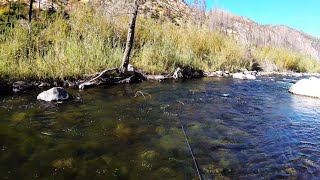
[1, 77, 320, 179]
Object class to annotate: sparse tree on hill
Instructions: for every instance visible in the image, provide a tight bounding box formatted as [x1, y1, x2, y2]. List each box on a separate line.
[190, 0, 206, 27]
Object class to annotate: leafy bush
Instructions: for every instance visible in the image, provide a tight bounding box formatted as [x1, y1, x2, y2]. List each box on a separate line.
[254, 47, 320, 73]
[0, 4, 319, 80]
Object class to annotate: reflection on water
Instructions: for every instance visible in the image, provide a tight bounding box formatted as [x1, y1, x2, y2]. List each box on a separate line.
[1, 77, 320, 179]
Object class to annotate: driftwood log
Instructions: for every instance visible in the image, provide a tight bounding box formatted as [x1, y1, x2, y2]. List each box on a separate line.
[145, 67, 183, 81]
[145, 75, 169, 81]
[172, 67, 183, 79]
[116, 75, 134, 84]
[78, 67, 200, 89]
[78, 68, 118, 89]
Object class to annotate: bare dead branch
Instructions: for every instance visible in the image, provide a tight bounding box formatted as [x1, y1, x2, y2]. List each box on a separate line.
[116, 75, 134, 84]
[79, 68, 118, 89]
[134, 91, 151, 100]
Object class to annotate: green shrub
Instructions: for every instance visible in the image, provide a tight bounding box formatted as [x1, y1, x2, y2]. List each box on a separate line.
[0, 4, 319, 80]
[254, 47, 320, 72]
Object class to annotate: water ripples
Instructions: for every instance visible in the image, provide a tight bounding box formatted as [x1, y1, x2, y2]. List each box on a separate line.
[1, 77, 320, 179]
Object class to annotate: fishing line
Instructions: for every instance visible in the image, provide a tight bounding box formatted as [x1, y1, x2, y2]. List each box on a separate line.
[177, 100, 203, 180]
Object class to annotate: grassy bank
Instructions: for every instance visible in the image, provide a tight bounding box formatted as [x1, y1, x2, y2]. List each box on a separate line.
[0, 4, 320, 80]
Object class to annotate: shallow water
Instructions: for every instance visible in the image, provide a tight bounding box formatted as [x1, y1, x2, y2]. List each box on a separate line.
[1, 76, 320, 179]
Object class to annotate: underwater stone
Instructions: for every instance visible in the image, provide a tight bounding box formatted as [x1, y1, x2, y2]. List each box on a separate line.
[11, 112, 27, 122]
[52, 158, 74, 169]
[140, 150, 159, 161]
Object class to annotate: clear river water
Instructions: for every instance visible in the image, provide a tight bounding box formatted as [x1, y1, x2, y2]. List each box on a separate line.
[1, 76, 320, 179]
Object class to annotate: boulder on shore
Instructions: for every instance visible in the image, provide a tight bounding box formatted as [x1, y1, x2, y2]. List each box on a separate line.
[13, 81, 33, 93]
[233, 73, 257, 80]
[289, 77, 320, 98]
[128, 64, 135, 75]
[37, 87, 69, 102]
[233, 73, 246, 79]
[245, 74, 257, 80]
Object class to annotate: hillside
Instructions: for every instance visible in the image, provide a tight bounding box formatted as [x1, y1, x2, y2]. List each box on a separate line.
[208, 9, 320, 60]
[141, 0, 191, 24]
[142, 1, 320, 60]
[137, 1, 320, 60]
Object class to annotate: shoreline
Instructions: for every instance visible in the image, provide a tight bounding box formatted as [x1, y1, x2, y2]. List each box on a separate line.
[0, 70, 319, 95]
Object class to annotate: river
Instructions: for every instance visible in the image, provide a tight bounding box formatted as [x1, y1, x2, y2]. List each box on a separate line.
[1, 76, 320, 179]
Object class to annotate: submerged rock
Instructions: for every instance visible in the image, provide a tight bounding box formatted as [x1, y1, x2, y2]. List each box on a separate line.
[114, 123, 133, 141]
[11, 112, 27, 122]
[140, 150, 159, 161]
[37, 87, 69, 102]
[52, 158, 74, 169]
[289, 77, 320, 98]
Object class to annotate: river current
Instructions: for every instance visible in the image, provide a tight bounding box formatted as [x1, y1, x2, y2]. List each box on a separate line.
[1, 76, 320, 179]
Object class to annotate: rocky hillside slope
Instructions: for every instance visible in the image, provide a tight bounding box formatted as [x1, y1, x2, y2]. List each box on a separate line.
[141, 0, 191, 25]
[208, 9, 320, 60]
[142, 1, 320, 60]
[145, 1, 320, 60]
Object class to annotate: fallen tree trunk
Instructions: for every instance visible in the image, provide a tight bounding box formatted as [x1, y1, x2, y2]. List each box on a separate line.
[145, 75, 169, 81]
[146, 67, 182, 81]
[79, 68, 118, 89]
[78, 67, 203, 89]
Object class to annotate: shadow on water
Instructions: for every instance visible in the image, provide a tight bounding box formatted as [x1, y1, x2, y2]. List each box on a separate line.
[0, 77, 320, 179]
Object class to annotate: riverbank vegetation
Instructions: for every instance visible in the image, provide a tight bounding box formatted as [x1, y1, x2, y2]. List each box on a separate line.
[0, 2, 320, 80]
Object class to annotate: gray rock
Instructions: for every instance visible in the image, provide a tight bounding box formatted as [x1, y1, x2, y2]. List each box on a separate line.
[38, 82, 51, 88]
[289, 77, 320, 98]
[13, 81, 33, 93]
[206, 72, 216, 77]
[128, 64, 135, 75]
[37, 87, 69, 102]
[245, 74, 257, 80]
[206, 71, 223, 77]
[232, 73, 246, 79]
[216, 70, 224, 77]
[233, 73, 256, 80]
